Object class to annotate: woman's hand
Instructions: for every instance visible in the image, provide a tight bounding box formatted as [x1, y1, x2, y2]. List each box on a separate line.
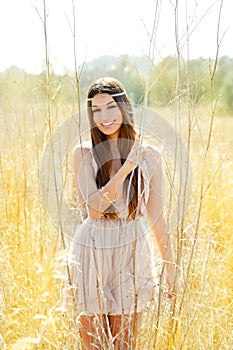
[123, 134, 146, 173]
[165, 263, 176, 298]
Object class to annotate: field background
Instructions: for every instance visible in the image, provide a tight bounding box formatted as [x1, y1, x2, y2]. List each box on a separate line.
[0, 56, 232, 349]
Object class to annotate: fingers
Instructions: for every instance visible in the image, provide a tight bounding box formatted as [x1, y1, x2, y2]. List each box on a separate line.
[132, 134, 145, 156]
[164, 287, 175, 299]
[142, 149, 147, 157]
[124, 134, 146, 173]
[165, 273, 176, 298]
[128, 137, 144, 160]
[135, 133, 143, 144]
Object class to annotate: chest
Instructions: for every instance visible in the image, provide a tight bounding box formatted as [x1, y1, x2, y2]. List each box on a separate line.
[110, 158, 122, 178]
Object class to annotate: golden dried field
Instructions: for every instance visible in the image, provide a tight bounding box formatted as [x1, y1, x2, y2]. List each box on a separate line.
[0, 88, 232, 350]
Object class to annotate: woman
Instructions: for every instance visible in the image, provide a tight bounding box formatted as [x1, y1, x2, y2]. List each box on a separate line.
[68, 77, 176, 349]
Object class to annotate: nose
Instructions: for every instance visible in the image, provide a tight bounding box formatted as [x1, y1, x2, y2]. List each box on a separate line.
[100, 108, 110, 122]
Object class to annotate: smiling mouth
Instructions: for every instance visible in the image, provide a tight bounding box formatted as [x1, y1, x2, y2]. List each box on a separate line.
[101, 120, 116, 126]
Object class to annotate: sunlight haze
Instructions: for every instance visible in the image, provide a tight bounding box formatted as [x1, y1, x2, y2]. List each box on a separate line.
[0, 0, 232, 73]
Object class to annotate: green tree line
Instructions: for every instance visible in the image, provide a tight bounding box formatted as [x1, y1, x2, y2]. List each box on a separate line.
[1, 54, 233, 114]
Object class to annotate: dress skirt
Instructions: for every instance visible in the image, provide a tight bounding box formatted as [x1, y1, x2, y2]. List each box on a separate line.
[68, 216, 157, 315]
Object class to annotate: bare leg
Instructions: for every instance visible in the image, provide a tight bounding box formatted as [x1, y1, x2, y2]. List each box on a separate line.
[109, 312, 142, 349]
[78, 314, 109, 350]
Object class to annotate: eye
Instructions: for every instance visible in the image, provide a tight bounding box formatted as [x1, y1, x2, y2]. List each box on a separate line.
[92, 108, 101, 113]
[107, 105, 117, 110]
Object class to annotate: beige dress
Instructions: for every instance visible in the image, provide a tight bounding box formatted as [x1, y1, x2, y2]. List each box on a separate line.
[68, 148, 158, 315]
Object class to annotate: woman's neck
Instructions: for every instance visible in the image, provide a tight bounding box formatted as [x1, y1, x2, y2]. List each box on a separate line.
[107, 137, 119, 156]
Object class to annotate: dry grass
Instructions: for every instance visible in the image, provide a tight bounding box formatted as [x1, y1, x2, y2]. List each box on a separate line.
[0, 94, 232, 349]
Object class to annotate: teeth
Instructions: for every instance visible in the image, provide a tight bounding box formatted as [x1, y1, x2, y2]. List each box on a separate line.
[102, 120, 115, 126]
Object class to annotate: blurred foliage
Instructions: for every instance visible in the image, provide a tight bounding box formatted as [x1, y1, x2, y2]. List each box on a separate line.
[1, 54, 233, 113]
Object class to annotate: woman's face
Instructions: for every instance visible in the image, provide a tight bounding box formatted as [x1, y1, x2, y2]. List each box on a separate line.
[91, 93, 123, 139]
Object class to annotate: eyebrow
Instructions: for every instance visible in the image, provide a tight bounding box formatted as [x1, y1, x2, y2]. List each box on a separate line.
[92, 101, 116, 108]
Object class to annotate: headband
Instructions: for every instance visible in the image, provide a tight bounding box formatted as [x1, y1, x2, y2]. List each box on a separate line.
[87, 90, 126, 101]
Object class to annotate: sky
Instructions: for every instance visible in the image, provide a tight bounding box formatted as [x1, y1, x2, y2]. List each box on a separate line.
[0, 0, 232, 74]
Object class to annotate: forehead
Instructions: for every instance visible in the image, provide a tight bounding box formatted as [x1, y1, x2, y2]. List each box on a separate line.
[91, 93, 116, 107]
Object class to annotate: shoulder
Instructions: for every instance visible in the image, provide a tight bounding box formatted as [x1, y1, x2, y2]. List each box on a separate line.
[72, 144, 90, 155]
[142, 144, 163, 182]
[144, 144, 162, 163]
[72, 144, 92, 164]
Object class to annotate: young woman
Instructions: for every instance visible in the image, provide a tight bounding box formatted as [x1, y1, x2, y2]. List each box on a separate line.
[68, 77, 176, 349]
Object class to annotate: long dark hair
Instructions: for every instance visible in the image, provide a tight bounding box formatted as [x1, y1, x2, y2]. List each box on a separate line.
[87, 77, 144, 219]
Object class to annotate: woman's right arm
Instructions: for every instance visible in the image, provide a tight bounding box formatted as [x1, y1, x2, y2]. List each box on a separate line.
[145, 146, 175, 297]
[73, 139, 142, 219]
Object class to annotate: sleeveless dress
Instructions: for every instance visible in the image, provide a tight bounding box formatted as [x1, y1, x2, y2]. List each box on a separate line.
[68, 148, 158, 315]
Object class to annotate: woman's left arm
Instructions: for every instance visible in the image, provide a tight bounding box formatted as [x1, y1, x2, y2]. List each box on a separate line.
[145, 146, 176, 297]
